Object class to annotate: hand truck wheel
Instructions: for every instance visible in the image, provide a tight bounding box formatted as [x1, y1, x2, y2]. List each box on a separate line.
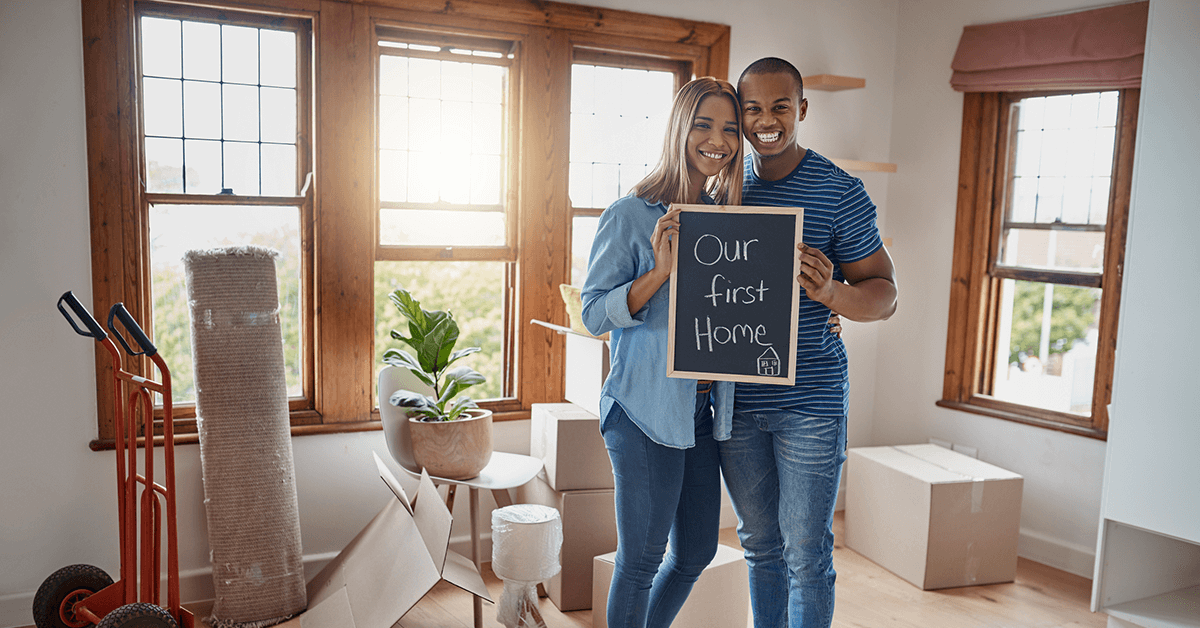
[32, 564, 114, 628]
[96, 603, 179, 628]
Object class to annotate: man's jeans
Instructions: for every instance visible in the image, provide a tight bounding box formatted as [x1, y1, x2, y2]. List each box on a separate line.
[601, 391, 721, 628]
[718, 409, 847, 628]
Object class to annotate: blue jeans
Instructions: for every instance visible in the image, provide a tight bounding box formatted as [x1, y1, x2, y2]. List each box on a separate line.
[717, 409, 847, 628]
[601, 390, 721, 628]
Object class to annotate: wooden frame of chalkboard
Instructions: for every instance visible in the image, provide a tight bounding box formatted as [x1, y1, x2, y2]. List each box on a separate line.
[666, 204, 804, 384]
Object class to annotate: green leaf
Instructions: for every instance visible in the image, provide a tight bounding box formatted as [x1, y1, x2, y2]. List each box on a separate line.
[444, 396, 479, 421]
[416, 316, 459, 376]
[444, 346, 481, 370]
[389, 289, 434, 342]
[389, 389, 433, 409]
[381, 350, 437, 390]
[439, 366, 485, 403]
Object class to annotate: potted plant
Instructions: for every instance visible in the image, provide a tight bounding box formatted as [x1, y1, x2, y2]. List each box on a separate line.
[383, 288, 493, 480]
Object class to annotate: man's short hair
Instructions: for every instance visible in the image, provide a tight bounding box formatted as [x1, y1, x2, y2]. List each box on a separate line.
[738, 57, 804, 100]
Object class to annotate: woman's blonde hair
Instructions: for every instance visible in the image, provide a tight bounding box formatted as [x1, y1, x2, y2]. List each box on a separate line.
[632, 77, 743, 207]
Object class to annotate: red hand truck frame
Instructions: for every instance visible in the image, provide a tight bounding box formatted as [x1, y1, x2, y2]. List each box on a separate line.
[34, 292, 194, 628]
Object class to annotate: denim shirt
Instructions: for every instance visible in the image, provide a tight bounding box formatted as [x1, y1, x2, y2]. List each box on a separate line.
[581, 193, 735, 448]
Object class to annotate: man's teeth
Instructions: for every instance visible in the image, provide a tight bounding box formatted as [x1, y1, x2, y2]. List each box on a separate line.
[756, 132, 781, 143]
[701, 151, 726, 160]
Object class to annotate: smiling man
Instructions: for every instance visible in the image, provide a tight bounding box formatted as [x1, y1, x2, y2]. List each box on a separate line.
[716, 57, 898, 628]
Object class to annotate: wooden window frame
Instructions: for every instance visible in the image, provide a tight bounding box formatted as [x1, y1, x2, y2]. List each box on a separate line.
[81, 0, 729, 449]
[938, 89, 1138, 440]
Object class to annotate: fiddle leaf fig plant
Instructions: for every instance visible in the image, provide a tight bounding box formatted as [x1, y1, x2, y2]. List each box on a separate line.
[383, 288, 486, 422]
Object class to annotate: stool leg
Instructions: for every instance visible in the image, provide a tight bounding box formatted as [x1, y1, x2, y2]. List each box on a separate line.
[470, 486, 482, 628]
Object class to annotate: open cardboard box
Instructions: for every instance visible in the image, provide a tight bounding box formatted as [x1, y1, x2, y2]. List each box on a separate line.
[275, 452, 491, 628]
[530, 320, 610, 418]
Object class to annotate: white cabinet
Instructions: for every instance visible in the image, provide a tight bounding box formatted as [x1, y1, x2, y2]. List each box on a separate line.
[1090, 2, 1200, 626]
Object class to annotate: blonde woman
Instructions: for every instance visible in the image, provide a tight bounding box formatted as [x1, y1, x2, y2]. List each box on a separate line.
[581, 77, 742, 628]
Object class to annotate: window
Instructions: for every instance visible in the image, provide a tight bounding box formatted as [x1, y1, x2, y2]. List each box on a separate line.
[940, 89, 1137, 438]
[139, 9, 313, 418]
[568, 53, 689, 285]
[373, 30, 517, 402]
[81, 0, 729, 447]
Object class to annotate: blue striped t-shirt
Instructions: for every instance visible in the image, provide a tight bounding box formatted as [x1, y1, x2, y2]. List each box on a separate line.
[734, 149, 883, 418]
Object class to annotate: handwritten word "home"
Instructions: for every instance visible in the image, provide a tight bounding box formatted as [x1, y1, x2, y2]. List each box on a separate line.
[694, 316, 771, 352]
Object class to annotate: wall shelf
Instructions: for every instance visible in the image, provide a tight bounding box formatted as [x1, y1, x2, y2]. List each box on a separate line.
[806, 74, 866, 91]
[829, 158, 897, 173]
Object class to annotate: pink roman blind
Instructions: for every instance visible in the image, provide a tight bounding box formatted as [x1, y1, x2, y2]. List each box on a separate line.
[950, 1, 1148, 92]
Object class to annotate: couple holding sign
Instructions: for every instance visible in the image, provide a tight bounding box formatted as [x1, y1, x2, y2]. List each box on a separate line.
[579, 58, 898, 628]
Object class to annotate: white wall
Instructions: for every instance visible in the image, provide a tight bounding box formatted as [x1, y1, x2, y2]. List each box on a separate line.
[0, 1, 898, 626]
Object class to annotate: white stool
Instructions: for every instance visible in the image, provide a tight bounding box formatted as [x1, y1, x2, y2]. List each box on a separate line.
[491, 504, 563, 628]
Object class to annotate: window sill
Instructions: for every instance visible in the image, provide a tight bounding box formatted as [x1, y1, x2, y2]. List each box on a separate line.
[936, 398, 1106, 440]
[88, 407, 534, 451]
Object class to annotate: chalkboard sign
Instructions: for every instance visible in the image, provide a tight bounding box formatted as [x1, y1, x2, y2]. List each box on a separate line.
[666, 204, 804, 384]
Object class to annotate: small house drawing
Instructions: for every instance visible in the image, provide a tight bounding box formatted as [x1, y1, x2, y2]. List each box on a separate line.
[757, 347, 781, 376]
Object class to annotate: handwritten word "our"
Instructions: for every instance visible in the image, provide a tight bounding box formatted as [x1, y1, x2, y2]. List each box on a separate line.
[693, 234, 760, 266]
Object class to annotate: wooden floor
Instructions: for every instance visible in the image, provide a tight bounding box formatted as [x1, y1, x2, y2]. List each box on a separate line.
[396, 511, 1106, 628]
[36, 512, 1101, 628]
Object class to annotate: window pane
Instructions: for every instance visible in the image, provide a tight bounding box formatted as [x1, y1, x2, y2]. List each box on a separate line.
[375, 261, 506, 400]
[149, 204, 303, 403]
[141, 17, 181, 78]
[569, 63, 674, 209]
[571, 215, 599, 286]
[184, 139, 222, 194]
[1001, 228, 1105, 272]
[1007, 92, 1118, 228]
[992, 279, 1101, 415]
[182, 21, 220, 81]
[262, 144, 297, 196]
[184, 80, 221, 139]
[223, 141, 259, 195]
[260, 29, 296, 88]
[222, 25, 258, 85]
[261, 87, 297, 144]
[145, 138, 183, 193]
[223, 84, 259, 141]
[143, 78, 182, 137]
[379, 209, 505, 246]
[143, 18, 301, 198]
[376, 44, 509, 221]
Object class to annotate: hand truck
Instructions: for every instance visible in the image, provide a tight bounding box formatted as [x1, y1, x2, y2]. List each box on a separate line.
[34, 292, 194, 628]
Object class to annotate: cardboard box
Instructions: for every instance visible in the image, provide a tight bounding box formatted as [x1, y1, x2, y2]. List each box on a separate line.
[275, 453, 491, 627]
[513, 471, 617, 611]
[564, 331, 609, 418]
[530, 403, 613, 491]
[845, 444, 1024, 590]
[591, 544, 749, 628]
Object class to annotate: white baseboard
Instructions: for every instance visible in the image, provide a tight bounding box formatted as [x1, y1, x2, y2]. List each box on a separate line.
[1, 591, 34, 628]
[1018, 527, 1096, 579]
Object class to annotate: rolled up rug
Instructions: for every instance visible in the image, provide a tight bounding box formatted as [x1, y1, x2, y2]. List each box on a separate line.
[184, 245, 306, 628]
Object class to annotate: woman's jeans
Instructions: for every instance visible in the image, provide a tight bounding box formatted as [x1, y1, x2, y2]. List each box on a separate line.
[717, 409, 847, 628]
[601, 390, 721, 628]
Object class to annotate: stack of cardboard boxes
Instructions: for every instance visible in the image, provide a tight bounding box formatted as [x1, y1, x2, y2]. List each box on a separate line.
[517, 401, 616, 611]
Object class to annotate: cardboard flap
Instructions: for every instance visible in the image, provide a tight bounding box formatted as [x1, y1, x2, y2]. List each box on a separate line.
[342, 499, 441, 628]
[441, 549, 493, 602]
[297, 586, 355, 628]
[375, 452, 415, 516]
[895, 444, 1023, 481]
[411, 470, 452, 573]
[854, 446, 968, 484]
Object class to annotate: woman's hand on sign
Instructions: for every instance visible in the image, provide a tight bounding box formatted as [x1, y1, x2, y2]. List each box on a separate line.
[650, 207, 682, 277]
[797, 243, 836, 306]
